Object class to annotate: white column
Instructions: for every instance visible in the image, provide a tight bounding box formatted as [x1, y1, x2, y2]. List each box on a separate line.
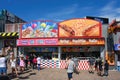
[58, 47, 61, 60]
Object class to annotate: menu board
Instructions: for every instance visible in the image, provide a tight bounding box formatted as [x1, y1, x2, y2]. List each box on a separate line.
[58, 19, 101, 38]
[21, 21, 58, 38]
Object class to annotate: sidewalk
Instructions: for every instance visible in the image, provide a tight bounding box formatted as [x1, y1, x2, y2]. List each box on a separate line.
[8, 68, 120, 80]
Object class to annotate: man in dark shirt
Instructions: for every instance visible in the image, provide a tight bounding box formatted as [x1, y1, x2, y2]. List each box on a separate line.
[103, 60, 109, 76]
[88, 57, 95, 73]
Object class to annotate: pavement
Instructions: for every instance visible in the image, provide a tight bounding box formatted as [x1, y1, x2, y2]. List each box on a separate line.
[7, 68, 120, 80]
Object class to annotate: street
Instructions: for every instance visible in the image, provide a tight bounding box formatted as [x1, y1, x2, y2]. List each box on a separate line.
[7, 68, 120, 80]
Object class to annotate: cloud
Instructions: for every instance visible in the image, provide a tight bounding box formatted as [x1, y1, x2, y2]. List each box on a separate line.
[99, 1, 120, 22]
[43, 4, 79, 19]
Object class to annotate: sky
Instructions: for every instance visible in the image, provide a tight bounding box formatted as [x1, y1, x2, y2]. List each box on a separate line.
[0, 0, 120, 22]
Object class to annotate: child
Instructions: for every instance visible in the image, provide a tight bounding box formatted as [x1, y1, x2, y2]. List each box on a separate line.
[19, 56, 25, 73]
[10, 55, 18, 77]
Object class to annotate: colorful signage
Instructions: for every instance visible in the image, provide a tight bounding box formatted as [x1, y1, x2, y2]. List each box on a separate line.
[58, 19, 101, 38]
[58, 38, 105, 45]
[17, 39, 58, 46]
[17, 38, 105, 46]
[21, 21, 58, 38]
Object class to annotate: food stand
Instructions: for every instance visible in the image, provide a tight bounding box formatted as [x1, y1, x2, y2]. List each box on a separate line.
[17, 19, 105, 70]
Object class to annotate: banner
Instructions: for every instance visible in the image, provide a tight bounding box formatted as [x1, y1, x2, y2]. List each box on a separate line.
[58, 38, 105, 46]
[21, 21, 58, 38]
[17, 38, 105, 46]
[17, 39, 58, 46]
[58, 19, 101, 38]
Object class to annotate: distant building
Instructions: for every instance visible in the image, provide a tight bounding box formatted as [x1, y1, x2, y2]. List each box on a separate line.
[0, 9, 26, 54]
[0, 9, 26, 32]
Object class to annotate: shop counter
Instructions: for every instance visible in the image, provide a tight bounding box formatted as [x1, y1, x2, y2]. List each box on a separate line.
[60, 60, 89, 70]
[40, 59, 90, 70]
[40, 59, 59, 68]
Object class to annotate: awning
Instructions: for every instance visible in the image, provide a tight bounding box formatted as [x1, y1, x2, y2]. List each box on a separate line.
[0, 32, 19, 37]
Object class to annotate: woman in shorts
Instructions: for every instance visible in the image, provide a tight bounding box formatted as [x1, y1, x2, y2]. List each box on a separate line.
[10, 55, 18, 77]
[19, 55, 25, 73]
[0, 54, 7, 75]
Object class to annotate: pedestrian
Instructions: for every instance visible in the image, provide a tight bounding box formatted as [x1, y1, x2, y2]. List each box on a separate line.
[29, 54, 34, 68]
[19, 54, 25, 73]
[32, 56, 37, 69]
[103, 60, 109, 76]
[88, 56, 95, 74]
[0, 54, 7, 75]
[9, 55, 18, 77]
[37, 55, 41, 71]
[16, 57, 20, 68]
[95, 58, 99, 73]
[72, 56, 79, 74]
[66, 56, 75, 80]
[25, 55, 29, 70]
[98, 57, 103, 76]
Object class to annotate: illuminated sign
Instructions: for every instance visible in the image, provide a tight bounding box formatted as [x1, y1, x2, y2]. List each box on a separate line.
[58, 19, 101, 38]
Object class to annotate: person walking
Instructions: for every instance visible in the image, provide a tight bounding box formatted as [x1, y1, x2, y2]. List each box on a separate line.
[9, 55, 18, 77]
[95, 58, 99, 73]
[37, 55, 41, 71]
[29, 54, 34, 68]
[0, 54, 7, 75]
[103, 60, 109, 76]
[19, 54, 25, 73]
[98, 57, 103, 76]
[72, 56, 79, 74]
[32, 56, 37, 69]
[66, 56, 75, 80]
[25, 55, 29, 70]
[88, 56, 95, 74]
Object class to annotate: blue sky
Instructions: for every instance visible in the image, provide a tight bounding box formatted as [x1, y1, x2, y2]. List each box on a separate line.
[0, 0, 120, 22]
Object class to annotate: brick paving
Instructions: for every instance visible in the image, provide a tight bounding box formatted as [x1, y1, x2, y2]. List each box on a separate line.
[7, 68, 120, 80]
